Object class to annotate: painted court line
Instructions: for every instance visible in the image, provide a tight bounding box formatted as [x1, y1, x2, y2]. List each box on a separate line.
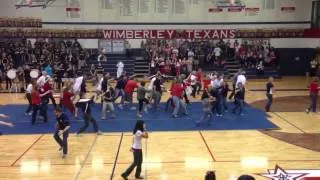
[199, 131, 216, 161]
[10, 134, 44, 166]
[110, 132, 124, 180]
[74, 134, 99, 180]
[272, 112, 306, 134]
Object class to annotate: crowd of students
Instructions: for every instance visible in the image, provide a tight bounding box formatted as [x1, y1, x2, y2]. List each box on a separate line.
[142, 39, 279, 77]
[0, 38, 91, 92]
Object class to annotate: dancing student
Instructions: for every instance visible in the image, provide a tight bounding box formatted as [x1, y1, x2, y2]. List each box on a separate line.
[25, 81, 34, 115]
[31, 84, 50, 124]
[75, 96, 102, 135]
[60, 84, 76, 116]
[165, 78, 176, 112]
[43, 78, 57, 108]
[151, 73, 162, 110]
[196, 89, 213, 127]
[124, 76, 139, 110]
[196, 68, 203, 95]
[229, 69, 241, 100]
[221, 78, 230, 112]
[114, 73, 128, 109]
[0, 114, 14, 136]
[121, 120, 149, 180]
[137, 81, 150, 118]
[53, 107, 70, 159]
[189, 71, 198, 98]
[73, 75, 86, 100]
[211, 74, 223, 116]
[306, 77, 319, 113]
[171, 78, 188, 118]
[101, 87, 116, 119]
[232, 82, 245, 116]
[265, 77, 274, 112]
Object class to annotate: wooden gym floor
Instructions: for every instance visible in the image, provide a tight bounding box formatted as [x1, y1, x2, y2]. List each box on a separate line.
[0, 77, 319, 180]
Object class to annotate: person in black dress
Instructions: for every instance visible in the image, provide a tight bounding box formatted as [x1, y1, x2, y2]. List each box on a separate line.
[265, 77, 274, 112]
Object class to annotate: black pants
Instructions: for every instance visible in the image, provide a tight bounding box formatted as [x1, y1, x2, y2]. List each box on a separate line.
[122, 149, 143, 178]
[265, 94, 273, 112]
[48, 94, 57, 108]
[31, 104, 48, 124]
[308, 94, 318, 112]
[53, 129, 69, 154]
[165, 97, 173, 112]
[5, 77, 12, 90]
[191, 85, 197, 98]
[77, 114, 99, 134]
[25, 93, 32, 113]
[138, 98, 149, 113]
[228, 84, 236, 100]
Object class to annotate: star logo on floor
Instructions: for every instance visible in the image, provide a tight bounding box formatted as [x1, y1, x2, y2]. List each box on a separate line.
[258, 165, 308, 180]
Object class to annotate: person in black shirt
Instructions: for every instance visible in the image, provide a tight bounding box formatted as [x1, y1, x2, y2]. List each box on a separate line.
[232, 82, 245, 116]
[114, 74, 128, 109]
[75, 96, 102, 135]
[152, 74, 162, 110]
[53, 107, 70, 158]
[221, 79, 230, 112]
[101, 87, 116, 119]
[265, 77, 274, 112]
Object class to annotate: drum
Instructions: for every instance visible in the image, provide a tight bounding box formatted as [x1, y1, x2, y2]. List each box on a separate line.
[30, 69, 39, 78]
[6, 69, 16, 80]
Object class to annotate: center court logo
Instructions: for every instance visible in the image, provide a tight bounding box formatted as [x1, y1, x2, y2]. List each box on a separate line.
[257, 165, 320, 180]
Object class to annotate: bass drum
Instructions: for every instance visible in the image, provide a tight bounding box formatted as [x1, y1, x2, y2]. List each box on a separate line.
[30, 69, 39, 79]
[6, 69, 16, 80]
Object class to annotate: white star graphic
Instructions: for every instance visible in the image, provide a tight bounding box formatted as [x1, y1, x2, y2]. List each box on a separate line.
[258, 165, 308, 180]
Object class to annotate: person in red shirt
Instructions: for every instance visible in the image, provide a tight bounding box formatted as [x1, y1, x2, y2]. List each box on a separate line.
[31, 84, 49, 124]
[43, 79, 57, 108]
[306, 77, 319, 113]
[125, 77, 139, 110]
[171, 79, 188, 118]
[61, 84, 75, 115]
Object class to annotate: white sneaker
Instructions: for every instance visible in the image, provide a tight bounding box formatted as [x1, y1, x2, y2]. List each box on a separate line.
[97, 131, 103, 135]
[131, 106, 136, 110]
[137, 114, 142, 118]
[118, 104, 124, 110]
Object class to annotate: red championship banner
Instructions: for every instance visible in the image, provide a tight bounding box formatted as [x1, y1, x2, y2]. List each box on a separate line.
[102, 29, 237, 39]
[208, 8, 223, 13]
[281, 7, 296, 13]
[245, 7, 259, 16]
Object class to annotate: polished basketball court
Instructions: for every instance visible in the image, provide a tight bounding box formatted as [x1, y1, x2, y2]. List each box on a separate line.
[0, 77, 319, 180]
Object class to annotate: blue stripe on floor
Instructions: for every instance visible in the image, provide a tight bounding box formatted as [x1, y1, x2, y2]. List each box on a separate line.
[0, 102, 278, 134]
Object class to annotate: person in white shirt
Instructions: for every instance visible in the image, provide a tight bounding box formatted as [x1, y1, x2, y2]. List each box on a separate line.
[236, 71, 247, 88]
[121, 120, 148, 180]
[214, 46, 222, 67]
[189, 71, 197, 98]
[116, 61, 124, 79]
[37, 71, 49, 87]
[25, 82, 33, 115]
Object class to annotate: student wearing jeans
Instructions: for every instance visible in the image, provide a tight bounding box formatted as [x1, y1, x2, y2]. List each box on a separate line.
[137, 82, 149, 118]
[265, 77, 274, 112]
[171, 80, 188, 118]
[53, 107, 70, 159]
[196, 89, 213, 126]
[121, 120, 148, 180]
[232, 82, 245, 116]
[306, 77, 319, 113]
[101, 87, 116, 119]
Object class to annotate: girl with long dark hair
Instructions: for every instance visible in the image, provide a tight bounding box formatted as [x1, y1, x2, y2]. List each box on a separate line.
[121, 120, 149, 180]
